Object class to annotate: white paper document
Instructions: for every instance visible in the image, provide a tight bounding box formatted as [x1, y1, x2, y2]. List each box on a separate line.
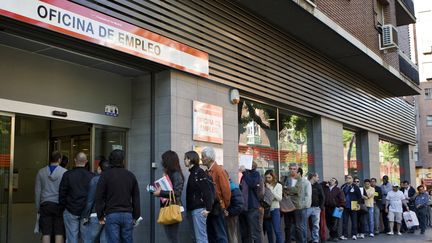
[239, 154, 253, 170]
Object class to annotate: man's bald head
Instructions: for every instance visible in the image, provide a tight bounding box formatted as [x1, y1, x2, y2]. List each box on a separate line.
[75, 152, 88, 167]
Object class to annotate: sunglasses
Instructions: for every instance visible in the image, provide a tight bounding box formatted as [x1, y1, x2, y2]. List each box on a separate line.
[354, 181, 360, 183]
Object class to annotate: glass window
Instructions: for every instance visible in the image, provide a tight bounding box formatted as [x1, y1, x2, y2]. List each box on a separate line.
[238, 99, 313, 178]
[428, 141, 432, 153]
[279, 110, 313, 178]
[427, 116, 432, 126]
[379, 140, 400, 184]
[425, 88, 432, 99]
[238, 100, 277, 175]
[343, 130, 360, 178]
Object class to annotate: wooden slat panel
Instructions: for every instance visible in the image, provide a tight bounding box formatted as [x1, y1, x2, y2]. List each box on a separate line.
[72, 0, 416, 144]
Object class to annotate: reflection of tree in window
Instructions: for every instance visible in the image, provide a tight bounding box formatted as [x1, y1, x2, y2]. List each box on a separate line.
[379, 140, 400, 184]
[238, 100, 277, 148]
[279, 113, 310, 175]
[343, 130, 358, 177]
[238, 100, 277, 174]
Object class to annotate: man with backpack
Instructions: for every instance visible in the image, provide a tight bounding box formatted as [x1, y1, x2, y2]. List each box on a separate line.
[239, 161, 263, 243]
[202, 147, 231, 243]
[225, 173, 244, 243]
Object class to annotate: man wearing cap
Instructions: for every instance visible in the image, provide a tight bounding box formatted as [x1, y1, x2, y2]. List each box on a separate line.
[385, 183, 408, 235]
[381, 175, 392, 233]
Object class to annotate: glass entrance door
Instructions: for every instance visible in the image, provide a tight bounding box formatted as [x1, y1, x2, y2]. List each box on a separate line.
[93, 126, 127, 170]
[0, 114, 14, 243]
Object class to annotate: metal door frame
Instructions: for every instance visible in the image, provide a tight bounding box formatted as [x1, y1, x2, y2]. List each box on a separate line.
[0, 111, 15, 243]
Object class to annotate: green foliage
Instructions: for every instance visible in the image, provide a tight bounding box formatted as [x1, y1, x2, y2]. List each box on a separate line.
[380, 141, 400, 164]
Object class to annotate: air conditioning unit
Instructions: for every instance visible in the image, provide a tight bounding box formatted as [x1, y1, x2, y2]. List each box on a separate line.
[379, 24, 398, 50]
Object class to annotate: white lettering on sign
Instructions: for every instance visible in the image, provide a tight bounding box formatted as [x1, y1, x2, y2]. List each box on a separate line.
[0, 0, 209, 77]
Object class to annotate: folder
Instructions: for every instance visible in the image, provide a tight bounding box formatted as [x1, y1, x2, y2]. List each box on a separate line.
[332, 208, 343, 218]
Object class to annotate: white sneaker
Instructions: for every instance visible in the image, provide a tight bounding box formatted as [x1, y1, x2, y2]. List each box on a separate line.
[359, 234, 365, 239]
[352, 235, 357, 240]
[369, 233, 374, 237]
[396, 232, 402, 236]
[387, 231, 394, 235]
[339, 236, 348, 240]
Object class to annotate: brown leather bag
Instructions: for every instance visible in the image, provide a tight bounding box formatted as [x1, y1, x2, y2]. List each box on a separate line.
[280, 195, 296, 213]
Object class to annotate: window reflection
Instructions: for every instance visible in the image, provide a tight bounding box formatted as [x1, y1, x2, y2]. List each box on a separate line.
[343, 130, 359, 177]
[379, 140, 401, 184]
[238, 99, 313, 176]
[238, 100, 277, 175]
[279, 111, 312, 177]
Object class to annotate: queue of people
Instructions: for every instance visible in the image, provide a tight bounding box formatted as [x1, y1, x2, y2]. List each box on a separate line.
[35, 148, 430, 243]
[35, 149, 140, 243]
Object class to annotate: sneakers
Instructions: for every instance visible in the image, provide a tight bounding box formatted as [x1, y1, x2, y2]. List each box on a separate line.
[396, 232, 402, 236]
[387, 231, 394, 235]
[369, 233, 374, 237]
[352, 235, 357, 240]
[358, 234, 365, 239]
[339, 236, 348, 240]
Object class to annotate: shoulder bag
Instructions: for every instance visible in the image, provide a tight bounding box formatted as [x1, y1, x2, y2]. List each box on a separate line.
[157, 191, 183, 225]
[280, 195, 296, 213]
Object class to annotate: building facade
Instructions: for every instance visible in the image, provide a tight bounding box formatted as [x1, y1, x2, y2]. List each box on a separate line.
[0, 0, 419, 242]
[415, 0, 432, 186]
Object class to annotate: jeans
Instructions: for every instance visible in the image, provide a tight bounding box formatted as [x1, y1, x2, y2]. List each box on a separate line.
[325, 207, 340, 239]
[63, 209, 81, 243]
[283, 211, 295, 243]
[367, 207, 374, 234]
[294, 209, 307, 243]
[190, 208, 208, 243]
[342, 208, 358, 237]
[239, 209, 262, 243]
[105, 212, 133, 243]
[207, 212, 228, 243]
[81, 216, 107, 243]
[373, 204, 381, 233]
[306, 207, 320, 242]
[226, 216, 239, 243]
[263, 209, 283, 243]
[428, 206, 432, 226]
[417, 206, 429, 233]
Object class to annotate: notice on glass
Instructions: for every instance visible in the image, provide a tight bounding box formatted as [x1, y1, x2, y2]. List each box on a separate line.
[239, 154, 253, 170]
[193, 101, 223, 144]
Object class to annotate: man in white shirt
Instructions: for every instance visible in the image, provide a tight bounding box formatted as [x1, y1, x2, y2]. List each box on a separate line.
[385, 183, 408, 235]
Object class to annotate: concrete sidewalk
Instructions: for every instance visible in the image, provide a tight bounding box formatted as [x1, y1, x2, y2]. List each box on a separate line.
[335, 230, 432, 242]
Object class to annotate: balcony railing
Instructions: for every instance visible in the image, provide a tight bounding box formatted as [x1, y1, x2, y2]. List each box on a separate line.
[399, 52, 419, 85]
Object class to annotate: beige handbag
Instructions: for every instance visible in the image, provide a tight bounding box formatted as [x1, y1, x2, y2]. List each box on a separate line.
[157, 191, 183, 225]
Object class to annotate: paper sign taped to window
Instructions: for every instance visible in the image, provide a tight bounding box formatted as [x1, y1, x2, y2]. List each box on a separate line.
[239, 155, 253, 170]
